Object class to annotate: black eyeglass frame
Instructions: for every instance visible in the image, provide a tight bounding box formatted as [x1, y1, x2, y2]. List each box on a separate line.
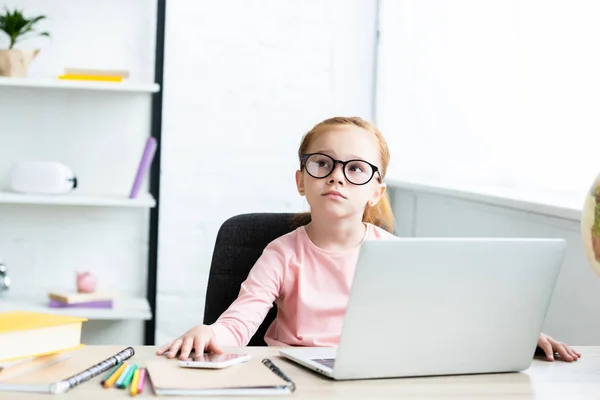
[300, 152, 382, 186]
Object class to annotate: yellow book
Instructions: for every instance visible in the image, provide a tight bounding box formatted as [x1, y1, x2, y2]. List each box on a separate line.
[58, 74, 123, 82]
[0, 311, 87, 363]
[64, 67, 129, 78]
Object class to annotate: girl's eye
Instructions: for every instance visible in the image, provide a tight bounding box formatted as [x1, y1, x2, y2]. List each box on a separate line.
[311, 157, 331, 168]
[347, 161, 369, 174]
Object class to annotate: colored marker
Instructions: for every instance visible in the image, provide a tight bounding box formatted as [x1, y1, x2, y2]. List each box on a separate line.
[100, 362, 122, 386]
[119, 364, 137, 389]
[104, 362, 127, 388]
[114, 364, 132, 388]
[130, 368, 140, 396]
[137, 368, 146, 394]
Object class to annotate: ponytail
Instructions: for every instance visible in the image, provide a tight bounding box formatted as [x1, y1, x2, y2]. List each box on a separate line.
[362, 192, 395, 233]
[291, 211, 311, 227]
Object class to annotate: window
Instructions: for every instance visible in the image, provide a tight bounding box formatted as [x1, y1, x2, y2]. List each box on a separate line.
[376, 0, 600, 197]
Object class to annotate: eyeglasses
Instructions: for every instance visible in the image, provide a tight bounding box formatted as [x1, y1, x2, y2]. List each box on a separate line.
[300, 153, 381, 185]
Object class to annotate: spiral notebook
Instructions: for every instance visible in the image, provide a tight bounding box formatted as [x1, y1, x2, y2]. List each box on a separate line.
[0, 346, 134, 394]
[146, 357, 296, 396]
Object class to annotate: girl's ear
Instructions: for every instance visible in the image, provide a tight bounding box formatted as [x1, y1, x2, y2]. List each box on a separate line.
[369, 182, 387, 207]
[296, 170, 305, 196]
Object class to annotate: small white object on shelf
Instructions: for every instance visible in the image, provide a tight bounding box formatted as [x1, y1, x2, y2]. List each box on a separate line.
[10, 161, 77, 195]
[0, 296, 152, 321]
[0, 76, 160, 93]
[0, 191, 156, 208]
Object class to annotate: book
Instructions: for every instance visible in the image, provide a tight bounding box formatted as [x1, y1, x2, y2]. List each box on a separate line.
[0, 356, 36, 373]
[129, 137, 158, 198]
[0, 349, 84, 375]
[48, 291, 116, 305]
[146, 357, 296, 396]
[48, 299, 113, 309]
[0, 311, 87, 363]
[0, 346, 135, 394]
[58, 74, 123, 82]
[63, 68, 130, 78]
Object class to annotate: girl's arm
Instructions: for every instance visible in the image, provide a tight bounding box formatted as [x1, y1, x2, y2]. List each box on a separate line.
[209, 243, 286, 346]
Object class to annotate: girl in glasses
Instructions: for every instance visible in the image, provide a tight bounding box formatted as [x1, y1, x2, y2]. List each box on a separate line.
[158, 116, 580, 363]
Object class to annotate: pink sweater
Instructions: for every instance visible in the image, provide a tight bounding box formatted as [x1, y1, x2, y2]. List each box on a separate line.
[210, 223, 397, 347]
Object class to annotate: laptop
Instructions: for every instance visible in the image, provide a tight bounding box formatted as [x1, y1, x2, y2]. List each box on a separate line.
[279, 237, 567, 380]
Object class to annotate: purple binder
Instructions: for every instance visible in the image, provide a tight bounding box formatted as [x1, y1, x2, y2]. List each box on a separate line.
[129, 137, 158, 198]
[48, 299, 113, 308]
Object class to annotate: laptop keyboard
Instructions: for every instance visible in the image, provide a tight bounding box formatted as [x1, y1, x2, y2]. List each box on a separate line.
[312, 358, 335, 369]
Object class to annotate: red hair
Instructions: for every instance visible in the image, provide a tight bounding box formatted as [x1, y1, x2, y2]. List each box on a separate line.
[293, 116, 395, 233]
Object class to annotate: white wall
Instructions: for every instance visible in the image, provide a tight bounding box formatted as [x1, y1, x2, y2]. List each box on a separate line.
[377, 0, 600, 197]
[156, 0, 378, 344]
[0, 0, 157, 345]
[0, 0, 156, 82]
[389, 185, 600, 345]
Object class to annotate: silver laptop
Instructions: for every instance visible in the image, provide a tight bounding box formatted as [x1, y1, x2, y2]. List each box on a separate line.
[279, 237, 566, 380]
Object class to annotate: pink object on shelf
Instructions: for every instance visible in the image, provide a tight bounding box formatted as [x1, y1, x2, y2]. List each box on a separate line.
[76, 271, 97, 293]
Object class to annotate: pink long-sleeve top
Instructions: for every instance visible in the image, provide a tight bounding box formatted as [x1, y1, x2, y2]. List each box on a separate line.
[210, 223, 397, 347]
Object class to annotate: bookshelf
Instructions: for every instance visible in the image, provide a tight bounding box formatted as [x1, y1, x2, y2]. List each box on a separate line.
[0, 77, 160, 346]
[0, 1, 165, 347]
[0, 80, 159, 345]
[0, 76, 160, 93]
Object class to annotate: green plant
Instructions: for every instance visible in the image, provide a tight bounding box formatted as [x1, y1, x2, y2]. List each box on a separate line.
[0, 7, 49, 50]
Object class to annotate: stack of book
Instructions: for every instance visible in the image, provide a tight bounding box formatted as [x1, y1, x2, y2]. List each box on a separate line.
[57, 68, 129, 82]
[0, 311, 86, 369]
[48, 291, 115, 309]
[0, 311, 136, 394]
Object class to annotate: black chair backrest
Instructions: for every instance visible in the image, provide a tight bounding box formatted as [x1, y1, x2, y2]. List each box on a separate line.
[203, 212, 305, 346]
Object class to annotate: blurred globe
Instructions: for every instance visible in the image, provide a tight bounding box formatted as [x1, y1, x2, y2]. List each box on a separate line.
[581, 172, 600, 277]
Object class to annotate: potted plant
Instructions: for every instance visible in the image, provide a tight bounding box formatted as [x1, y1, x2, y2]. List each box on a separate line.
[0, 7, 49, 77]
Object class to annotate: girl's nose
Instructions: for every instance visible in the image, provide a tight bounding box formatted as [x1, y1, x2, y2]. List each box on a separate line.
[328, 163, 346, 184]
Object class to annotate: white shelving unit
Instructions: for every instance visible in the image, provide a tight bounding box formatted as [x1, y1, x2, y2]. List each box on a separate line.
[0, 296, 151, 320]
[0, 73, 160, 344]
[0, 191, 156, 208]
[0, 76, 159, 93]
[0, 1, 164, 346]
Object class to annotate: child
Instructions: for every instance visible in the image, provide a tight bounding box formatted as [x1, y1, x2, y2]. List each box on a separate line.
[158, 116, 580, 363]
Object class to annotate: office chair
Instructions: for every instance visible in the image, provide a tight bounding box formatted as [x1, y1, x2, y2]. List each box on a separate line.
[202, 212, 305, 346]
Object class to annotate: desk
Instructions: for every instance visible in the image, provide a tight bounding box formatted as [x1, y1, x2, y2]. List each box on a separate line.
[11, 346, 600, 399]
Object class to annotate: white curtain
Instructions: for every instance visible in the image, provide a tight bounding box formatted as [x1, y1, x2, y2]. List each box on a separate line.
[376, 0, 600, 197]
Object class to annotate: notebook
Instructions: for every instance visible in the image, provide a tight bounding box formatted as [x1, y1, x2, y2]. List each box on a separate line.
[0, 346, 134, 394]
[146, 357, 296, 396]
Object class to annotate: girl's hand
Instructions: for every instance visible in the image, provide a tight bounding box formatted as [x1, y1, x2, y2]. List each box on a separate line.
[156, 325, 223, 360]
[537, 333, 581, 362]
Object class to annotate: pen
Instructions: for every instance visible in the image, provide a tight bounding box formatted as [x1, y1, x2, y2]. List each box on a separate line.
[119, 364, 137, 389]
[262, 358, 296, 393]
[114, 364, 132, 388]
[52, 347, 135, 394]
[104, 362, 127, 388]
[130, 368, 140, 396]
[100, 362, 122, 386]
[137, 368, 146, 394]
